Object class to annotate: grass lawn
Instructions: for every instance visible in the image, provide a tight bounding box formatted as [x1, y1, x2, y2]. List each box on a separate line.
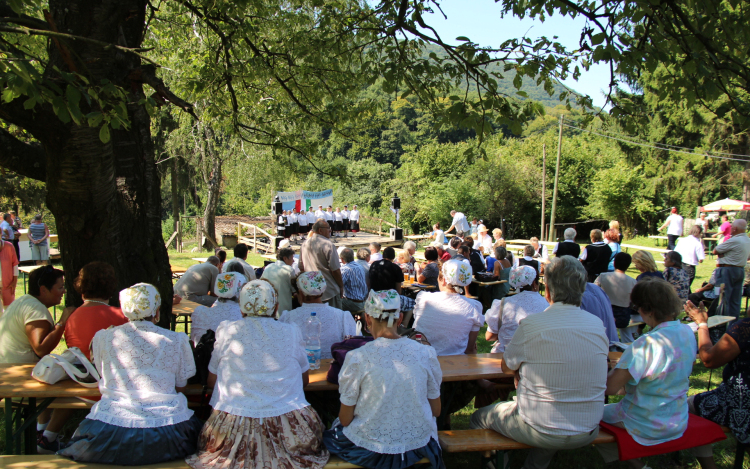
[1, 238, 747, 467]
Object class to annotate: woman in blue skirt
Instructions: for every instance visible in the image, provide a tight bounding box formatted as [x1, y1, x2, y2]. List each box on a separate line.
[323, 289, 445, 469]
[58, 283, 202, 465]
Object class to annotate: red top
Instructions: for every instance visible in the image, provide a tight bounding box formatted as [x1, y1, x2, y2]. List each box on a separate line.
[720, 221, 732, 240]
[64, 304, 128, 360]
[440, 251, 452, 261]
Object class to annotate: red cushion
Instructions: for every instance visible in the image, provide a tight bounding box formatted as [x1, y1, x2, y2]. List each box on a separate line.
[599, 414, 727, 461]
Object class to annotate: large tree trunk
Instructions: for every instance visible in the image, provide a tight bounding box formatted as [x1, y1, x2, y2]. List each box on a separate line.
[0, 0, 175, 327]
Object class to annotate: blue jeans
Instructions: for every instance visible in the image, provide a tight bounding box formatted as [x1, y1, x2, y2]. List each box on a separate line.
[716, 266, 745, 319]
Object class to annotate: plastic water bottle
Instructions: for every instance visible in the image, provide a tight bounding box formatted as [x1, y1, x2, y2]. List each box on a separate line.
[304, 312, 322, 370]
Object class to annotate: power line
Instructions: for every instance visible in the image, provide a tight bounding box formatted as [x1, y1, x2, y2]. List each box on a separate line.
[562, 123, 750, 164]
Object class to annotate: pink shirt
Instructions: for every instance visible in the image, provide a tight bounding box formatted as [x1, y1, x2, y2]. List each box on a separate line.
[720, 221, 732, 240]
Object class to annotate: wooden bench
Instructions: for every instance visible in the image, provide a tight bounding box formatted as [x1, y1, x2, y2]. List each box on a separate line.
[438, 427, 736, 469]
[0, 455, 428, 468]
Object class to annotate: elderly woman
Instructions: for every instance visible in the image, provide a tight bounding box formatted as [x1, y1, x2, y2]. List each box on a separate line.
[279, 272, 356, 360]
[485, 266, 547, 353]
[597, 279, 697, 467]
[632, 250, 664, 281]
[417, 246, 440, 288]
[190, 272, 246, 345]
[187, 279, 329, 469]
[59, 283, 202, 465]
[609, 220, 623, 243]
[397, 249, 415, 278]
[604, 228, 621, 272]
[413, 260, 484, 356]
[492, 228, 504, 243]
[323, 290, 444, 469]
[663, 251, 690, 303]
[684, 300, 750, 469]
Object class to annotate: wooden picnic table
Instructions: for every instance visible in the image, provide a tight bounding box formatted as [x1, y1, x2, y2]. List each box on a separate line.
[472, 276, 508, 287]
[1, 353, 508, 453]
[191, 257, 209, 263]
[18, 265, 44, 295]
[628, 315, 735, 331]
[170, 299, 202, 334]
[620, 243, 670, 254]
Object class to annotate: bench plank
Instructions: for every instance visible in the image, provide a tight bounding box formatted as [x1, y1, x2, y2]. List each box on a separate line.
[438, 429, 616, 453]
[0, 456, 427, 469]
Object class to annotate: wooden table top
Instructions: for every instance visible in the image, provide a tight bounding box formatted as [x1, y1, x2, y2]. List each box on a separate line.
[171, 266, 188, 274]
[18, 265, 44, 274]
[0, 353, 508, 398]
[172, 299, 202, 316]
[472, 276, 508, 287]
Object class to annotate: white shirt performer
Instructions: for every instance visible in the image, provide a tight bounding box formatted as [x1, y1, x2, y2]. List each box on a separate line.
[342, 205, 351, 237]
[349, 205, 360, 235]
[469, 256, 608, 469]
[445, 210, 471, 238]
[659, 207, 684, 251]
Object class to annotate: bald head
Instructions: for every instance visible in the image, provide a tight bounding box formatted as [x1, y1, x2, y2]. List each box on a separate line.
[731, 219, 747, 235]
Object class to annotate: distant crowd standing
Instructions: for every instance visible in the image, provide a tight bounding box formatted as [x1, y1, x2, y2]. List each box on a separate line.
[1, 207, 749, 469]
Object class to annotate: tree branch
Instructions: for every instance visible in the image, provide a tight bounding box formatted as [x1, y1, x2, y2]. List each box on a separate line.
[0, 127, 46, 181]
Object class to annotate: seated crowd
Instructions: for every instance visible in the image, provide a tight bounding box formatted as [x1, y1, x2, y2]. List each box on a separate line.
[0, 215, 748, 469]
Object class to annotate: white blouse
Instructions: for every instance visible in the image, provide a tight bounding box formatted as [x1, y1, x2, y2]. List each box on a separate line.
[334, 212, 343, 222]
[190, 300, 243, 345]
[485, 291, 550, 353]
[349, 210, 360, 221]
[88, 321, 195, 428]
[279, 303, 357, 359]
[208, 317, 310, 418]
[339, 337, 442, 454]
[412, 291, 485, 356]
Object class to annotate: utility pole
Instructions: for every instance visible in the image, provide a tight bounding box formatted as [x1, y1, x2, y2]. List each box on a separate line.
[541, 144, 546, 240]
[548, 115, 563, 242]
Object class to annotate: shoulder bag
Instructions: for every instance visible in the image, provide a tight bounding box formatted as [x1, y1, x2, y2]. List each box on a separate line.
[31, 347, 100, 388]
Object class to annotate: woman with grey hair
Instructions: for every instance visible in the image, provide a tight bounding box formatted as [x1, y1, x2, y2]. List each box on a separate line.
[552, 227, 580, 259]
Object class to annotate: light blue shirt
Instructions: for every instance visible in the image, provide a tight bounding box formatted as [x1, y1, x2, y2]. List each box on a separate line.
[603, 321, 697, 445]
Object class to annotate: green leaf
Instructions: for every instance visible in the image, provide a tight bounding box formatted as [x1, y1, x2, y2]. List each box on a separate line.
[456, 36, 470, 42]
[86, 111, 103, 127]
[52, 96, 71, 124]
[99, 124, 111, 144]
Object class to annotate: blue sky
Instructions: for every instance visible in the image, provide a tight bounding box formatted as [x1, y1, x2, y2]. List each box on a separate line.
[420, 0, 613, 109]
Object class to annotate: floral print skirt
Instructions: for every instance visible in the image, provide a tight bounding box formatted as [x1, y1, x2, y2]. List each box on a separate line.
[185, 407, 329, 469]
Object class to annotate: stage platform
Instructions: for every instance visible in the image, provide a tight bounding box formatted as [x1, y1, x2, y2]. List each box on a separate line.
[276, 231, 405, 253]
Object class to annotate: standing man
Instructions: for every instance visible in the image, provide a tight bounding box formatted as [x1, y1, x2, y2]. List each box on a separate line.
[675, 225, 705, 289]
[300, 219, 344, 309]
[342, 205, 350, 238]
[0, 213, 14, 246]
[9, 210, 21, 259]
[445, 210, 471, 239]
[349, 205, 360, 236]
[470, 256, 608, 469]
[338, 248, 368, 313]
[659, 207, 684, 250]
[713, 219, 750, 320]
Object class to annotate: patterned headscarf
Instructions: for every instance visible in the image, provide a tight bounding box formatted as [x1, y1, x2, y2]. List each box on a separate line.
[240, 280, 278, 317]
[119, 283, 161, 320]
[364, 289, 401, 327]
[442, 259, 473, 287]
[509, 265, 537, 290]
[297, 271, 327, 297]
[215, 272, 247, 299]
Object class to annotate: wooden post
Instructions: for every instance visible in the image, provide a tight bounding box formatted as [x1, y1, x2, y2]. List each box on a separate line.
[379, 219, 383, 236]
[253, 225, 257, 254]
[548, 115, 563, 242]
[176, 220, 181, 252]
[541, 143, 546, 241]
[197, 217, 202, 250]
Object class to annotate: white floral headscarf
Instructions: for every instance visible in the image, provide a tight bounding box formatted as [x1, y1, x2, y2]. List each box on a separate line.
[215, 272, 247, 299]
[442, 259, 473, 287]
[297, 271, 327, 296]
[509, 265, 537, 290]
[119, 283, 161, 320]
[240, 280, 278, 317]
[364, 289, 401, 327]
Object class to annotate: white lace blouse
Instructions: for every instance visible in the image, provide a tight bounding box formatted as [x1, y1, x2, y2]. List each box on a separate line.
[412, 291, 485, 356]
[339, 337, 442, 454]
[88, 321, 195, 428]
[278, 303, 357, 359]
[190, 300, 242, 345]
[485, 291, 550, 353]
[208, 317, 310, 418]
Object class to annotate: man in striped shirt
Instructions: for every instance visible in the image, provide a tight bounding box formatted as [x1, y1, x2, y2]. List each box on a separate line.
[470, 256, 609, 469]
[339, 248, 368, 314]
